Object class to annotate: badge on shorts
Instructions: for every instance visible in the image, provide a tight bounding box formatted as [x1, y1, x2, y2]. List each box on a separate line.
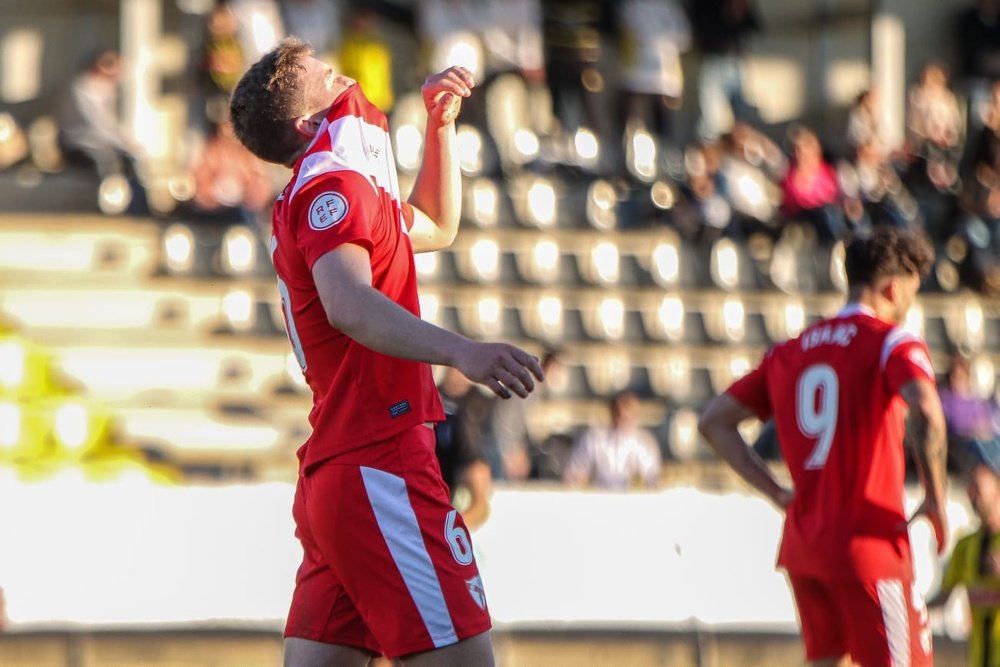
[466, 576, 487, 610]
[308, 191, 349, 231]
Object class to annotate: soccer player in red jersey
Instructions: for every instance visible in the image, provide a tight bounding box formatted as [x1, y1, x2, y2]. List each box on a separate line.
[698, 227, 949, 667]
[229, 39, 544, 666]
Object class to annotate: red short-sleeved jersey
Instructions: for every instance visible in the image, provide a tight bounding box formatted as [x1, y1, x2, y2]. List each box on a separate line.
[270, 83, 444, 470]
[727, 303, 937, 581]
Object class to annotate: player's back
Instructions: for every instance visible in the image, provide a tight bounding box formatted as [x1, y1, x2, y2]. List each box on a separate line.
[764, 304, 933, 580]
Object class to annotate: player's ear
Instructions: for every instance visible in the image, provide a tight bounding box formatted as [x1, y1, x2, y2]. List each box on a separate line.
[292, 113, 323, 138]
[882, 277, 900, 304]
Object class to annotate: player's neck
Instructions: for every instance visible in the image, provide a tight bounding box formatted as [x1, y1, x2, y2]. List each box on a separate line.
[847, 290, 894, 323]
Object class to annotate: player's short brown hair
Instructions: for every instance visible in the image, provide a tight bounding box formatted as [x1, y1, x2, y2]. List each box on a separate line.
[844, 226, 935, 289]
[229, 38, 313, 165]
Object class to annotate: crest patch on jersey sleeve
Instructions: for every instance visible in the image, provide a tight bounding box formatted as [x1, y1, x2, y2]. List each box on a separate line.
[308, 191, 350, 230]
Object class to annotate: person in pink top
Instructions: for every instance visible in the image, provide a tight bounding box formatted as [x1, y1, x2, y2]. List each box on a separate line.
[229, 38, 544, 666]
[781, 125, 849, 242]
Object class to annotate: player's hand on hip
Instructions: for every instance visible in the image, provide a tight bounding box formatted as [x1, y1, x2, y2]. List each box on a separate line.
[454, 341, 544, 400]
[907, 497, 948, 555]
[421, 66, 475, 126]
[772, 487, 795, 512]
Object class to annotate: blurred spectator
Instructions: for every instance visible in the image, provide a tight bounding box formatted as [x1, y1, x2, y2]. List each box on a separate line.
[780, 126, 848, 242]
[838, 137, 920, 232]
[688, 0, 761, 142]
[493, 350, 572, 482]
[680, 140, 736, 240]
[282, 0, 341, 60]
[902, 63, 963, 241]
[195, 2, 245, 130]
[338, 6, 394, 113]
[616, 0, 691, 147]
[57, 49, 137, 181]
[967, 81, 1000, 231]
[228, 0, 285, 63]
[846, 87, 883, 152]
[416, 0, 484, 83]
[185, 117, 272, 223]
[939, 353, 1000, 470]
[434, 367, 497, 530]
[481, 0, 545, 84]
[906, 62, 964, 189]
[416, 0, 548, 174]
[927, 440, 1000, 667]
[541, 0, 616, 165]
[717, 121, 785, 237]
[957, 0, 1000, 132]
[479, 0, 553, 171]
[563, 390, 662, 491]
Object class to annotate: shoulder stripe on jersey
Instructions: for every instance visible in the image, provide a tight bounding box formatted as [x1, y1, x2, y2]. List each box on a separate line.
[880, 326, 922, 370]
[288, 113, 401, 206]
[360, 466, 460, 648]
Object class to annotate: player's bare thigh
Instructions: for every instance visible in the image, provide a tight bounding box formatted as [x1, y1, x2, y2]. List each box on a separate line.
[284, 631, 495, 667]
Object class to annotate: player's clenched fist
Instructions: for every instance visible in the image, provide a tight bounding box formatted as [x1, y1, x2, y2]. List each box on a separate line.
[421, 66, 475, 126]
[453, 340, 545, 400]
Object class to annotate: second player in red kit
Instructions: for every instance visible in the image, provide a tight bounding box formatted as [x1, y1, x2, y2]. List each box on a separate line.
[698, 227, 948, 667]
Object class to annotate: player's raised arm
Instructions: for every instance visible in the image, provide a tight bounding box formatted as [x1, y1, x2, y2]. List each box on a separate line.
[901, 377, 949, 553]
[698, 393, 794, 510]
[407, 66, 476, 253]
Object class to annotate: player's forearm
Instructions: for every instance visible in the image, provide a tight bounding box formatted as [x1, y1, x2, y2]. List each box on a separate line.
[909, 408, 948, 505]
[901, 379, 949, 505]
[702, 425, 788, 507]
[330, 281, 471, 367]
[408, 123, 461, 245]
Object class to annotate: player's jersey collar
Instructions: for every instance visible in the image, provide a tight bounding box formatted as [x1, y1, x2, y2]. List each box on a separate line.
[837, 302, 876, 319]
[299, 83, 362, 159]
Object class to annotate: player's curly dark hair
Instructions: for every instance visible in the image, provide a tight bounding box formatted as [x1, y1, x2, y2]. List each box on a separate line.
[229, 38, 313, 166]
[844, 226, 935, 289]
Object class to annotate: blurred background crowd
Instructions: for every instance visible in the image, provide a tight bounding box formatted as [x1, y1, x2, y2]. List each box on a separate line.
[1, 0, 1000, 496]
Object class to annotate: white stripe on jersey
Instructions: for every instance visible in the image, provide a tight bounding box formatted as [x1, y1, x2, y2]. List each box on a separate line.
[876, 578, 910, 667]
[880, 327, 921, 371]
[288, 114, 400, 206]
[360, 466, 459, 648]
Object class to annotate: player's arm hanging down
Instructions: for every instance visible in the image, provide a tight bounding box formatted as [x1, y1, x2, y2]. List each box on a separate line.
[698, 394, 794, 510]
[901, 378, 949, 553]
[312, 243, 542, 400]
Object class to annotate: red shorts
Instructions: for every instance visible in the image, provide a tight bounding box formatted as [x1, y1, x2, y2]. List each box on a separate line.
[284, 424, 491, 659]
[788, 574, 933, 666]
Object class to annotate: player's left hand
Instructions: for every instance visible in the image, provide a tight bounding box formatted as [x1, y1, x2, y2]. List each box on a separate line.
[907, 498, 948, 555]
[421, 66, 475, 126]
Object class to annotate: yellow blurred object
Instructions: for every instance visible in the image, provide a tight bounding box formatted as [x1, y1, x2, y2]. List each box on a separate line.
[52, 398, 109, 458]
[0, 335, 60, 400]
[0, 399, 51, 462]
[80, 453, 182, 486]
[339, 33, 394, 112]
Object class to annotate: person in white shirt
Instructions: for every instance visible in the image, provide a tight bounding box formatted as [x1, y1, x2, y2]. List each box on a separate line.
[563, 390, 662, 490]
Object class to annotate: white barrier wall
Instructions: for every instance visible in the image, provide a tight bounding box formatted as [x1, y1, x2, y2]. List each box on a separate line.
[0, 472, 974, 632]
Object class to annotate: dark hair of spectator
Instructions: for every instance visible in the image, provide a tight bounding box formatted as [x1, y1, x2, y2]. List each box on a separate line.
[229, 38, 313, 166]
[844, 227, 935, 290]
